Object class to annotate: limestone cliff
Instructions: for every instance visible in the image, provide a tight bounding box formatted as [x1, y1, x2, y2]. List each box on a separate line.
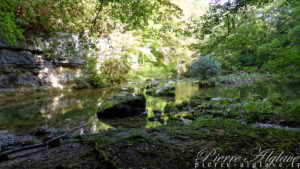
[0, 38, 84, 97]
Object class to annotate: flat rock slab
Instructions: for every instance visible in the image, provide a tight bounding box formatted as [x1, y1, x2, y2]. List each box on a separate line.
[0, 131, 37, 152]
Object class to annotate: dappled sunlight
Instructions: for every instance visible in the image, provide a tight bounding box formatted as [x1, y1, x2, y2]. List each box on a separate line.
[37, 63, 66, 89]
[49, 74, 64, 89]
[40, 107, 51, 120]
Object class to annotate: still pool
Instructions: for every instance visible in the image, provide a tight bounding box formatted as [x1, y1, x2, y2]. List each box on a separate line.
[0, 79, 299, 135]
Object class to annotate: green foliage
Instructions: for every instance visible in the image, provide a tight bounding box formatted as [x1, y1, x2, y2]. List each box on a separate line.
[263, 48, 300, 77]
[288, 25, 300, 48]
[286, 100, 300, 123]
[72, 77, 92, 90]
[243, 95, 300, 124]
[82, 55, 131, 87]
[192, 0, 300, 76]
[13, 0, 181, 36]
[242, 66, 258, 73]
[0, 0, 24, 45]
[0, 0, 199, 80]
[1, 0, 298, 80]
[101, 57, 130, 84]
[83, 57, 105, 88]
[130, 64, 176, 80]
[185, 55, 221, 79]
[98, 101, 116, 110]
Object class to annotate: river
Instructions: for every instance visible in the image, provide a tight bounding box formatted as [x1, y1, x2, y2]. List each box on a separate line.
[0, 78, 299, 135]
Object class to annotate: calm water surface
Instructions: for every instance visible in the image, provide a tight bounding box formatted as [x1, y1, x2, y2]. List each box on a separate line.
[0, 79, 299, 135]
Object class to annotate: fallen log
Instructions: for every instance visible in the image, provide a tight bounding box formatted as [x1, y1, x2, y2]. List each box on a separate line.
[0, 125, 85, 160]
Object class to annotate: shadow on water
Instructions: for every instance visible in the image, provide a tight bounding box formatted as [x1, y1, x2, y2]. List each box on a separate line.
[0, 79, 299, 135]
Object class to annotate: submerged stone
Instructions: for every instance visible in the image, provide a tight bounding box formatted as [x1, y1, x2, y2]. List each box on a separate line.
[148, 117, 164, 124]
[154, 86, 175, 97]
[153, 109, 162, 116]
[146, 85, 175, 97]
[97, 94, 146, 118]
[145, 81, 159, 89]
[198, 81, 215, 88]
[121, 86, 134, 92]
[163, 82, 174, 88]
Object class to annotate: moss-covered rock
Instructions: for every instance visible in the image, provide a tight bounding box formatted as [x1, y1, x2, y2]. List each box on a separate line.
[146, 86, 175, 97]
[81, 118, 300, 169]
[145, 80, 159, 89]
[97, 94, 146, 118]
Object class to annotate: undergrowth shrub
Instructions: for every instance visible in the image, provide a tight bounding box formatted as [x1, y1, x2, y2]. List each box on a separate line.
[185, 55, 221, 79]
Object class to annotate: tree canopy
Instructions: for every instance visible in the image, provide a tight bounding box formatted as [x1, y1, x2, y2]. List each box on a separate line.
[0, 0, 299, 84]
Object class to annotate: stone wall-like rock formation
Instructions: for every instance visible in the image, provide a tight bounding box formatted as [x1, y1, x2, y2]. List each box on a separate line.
[0, 39, 84, 97]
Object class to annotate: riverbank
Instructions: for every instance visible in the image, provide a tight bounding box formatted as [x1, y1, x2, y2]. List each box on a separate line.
[0, 118, 299, 169]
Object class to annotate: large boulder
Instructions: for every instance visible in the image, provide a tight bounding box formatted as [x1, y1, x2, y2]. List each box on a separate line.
[97, 94, 146, 118]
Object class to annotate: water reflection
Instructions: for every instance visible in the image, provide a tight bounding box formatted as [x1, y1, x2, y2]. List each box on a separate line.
[99, 115, 147, 129]
[0, 79, 299, 135]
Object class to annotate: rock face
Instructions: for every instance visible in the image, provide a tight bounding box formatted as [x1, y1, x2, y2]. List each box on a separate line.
[0, 50, 40, 88]
[97, 94, 146, 118]
[0, 39, 84, 94]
